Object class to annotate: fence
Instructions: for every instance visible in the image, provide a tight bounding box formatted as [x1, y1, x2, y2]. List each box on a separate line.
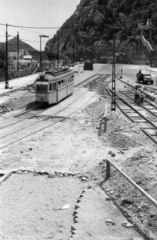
[105, 159, 157, 208]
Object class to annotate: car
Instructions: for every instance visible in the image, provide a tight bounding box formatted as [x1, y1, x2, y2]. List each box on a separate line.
[143, 74, 154, 84]
[137, 73, 154, 85]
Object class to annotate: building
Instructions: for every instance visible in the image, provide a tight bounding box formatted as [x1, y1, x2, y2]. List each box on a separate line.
[3, 37, 38, 60]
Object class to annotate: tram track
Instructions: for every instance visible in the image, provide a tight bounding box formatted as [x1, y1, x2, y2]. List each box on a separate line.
[14, 104, 42, 118]
[118, 89, 157, 117]
[0, 73, 107, 130]
[75, 73, 105, 88]
[0, 74, 111, 150]
[107, 88, 157, 144]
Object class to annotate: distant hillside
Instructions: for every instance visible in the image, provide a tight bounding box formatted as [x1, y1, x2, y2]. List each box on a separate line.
[45, 0, 157, 63]
[0, 37, 38, 52]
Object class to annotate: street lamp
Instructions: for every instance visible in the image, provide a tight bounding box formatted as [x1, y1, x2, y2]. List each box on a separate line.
[39, 35, 49, 69]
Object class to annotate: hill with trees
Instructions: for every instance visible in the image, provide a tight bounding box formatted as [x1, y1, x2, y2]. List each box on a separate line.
[44, 0, 157, 63]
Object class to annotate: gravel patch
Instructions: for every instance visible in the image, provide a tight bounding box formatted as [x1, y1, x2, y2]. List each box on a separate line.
[0, 172, 85, 240]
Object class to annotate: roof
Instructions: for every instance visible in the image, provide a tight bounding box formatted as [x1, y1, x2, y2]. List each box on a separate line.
[36, 68, 73, 82]
[1, 37, 38, 53]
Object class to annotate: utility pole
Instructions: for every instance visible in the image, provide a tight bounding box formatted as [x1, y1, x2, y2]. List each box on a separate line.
[17, 31, 19, 72]
[5, 23, 9, 89]
[111, 32, 116, 111]
[39, 36, 42, 68]
[57, 31, 59, 68]
[39, 35, 49, 69]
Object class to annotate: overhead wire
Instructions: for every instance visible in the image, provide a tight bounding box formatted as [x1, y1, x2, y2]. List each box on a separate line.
[0, 22, 73, 48]
[8, 24, 60, 29]
[8, 34, 49, 44]
[0, 22, 72, 30]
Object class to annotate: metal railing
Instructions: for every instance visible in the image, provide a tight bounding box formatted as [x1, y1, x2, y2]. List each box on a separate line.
[105, 159, 157, 208]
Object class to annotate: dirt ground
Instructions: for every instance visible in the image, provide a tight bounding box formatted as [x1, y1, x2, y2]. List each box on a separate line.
[0, 72, 157, 239]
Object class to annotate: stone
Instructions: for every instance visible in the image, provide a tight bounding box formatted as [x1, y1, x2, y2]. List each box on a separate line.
[106, 197, 111, 201]
[109, 191, 114, 195]
[122, 222, 133, 228]
[48, 172, 56, 178]
[105, 219, 115, 225]
[111, 153, 116, 157]
[81, 177, 88, 182]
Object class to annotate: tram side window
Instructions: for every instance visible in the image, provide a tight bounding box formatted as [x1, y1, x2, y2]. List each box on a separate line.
[68, 75, 74, 84]
[49, 83, 52, 91]
[53, 83, 57, 90]
[58, 80, 64, 88]
[61, 80, 66, 87]
[58, 81, 61, 89]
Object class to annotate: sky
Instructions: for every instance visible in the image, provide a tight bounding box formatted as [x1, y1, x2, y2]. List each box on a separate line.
[0, 0, 80, 51]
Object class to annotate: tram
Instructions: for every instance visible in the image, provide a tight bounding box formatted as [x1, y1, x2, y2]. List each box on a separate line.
[35, 68, 74, 105]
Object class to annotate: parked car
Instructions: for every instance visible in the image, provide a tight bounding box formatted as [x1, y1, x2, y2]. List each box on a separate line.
[137, 73, 154, 85]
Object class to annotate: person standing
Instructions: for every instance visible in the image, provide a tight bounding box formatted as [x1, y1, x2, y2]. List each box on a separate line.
[135, 87, 139, 104]
[137, 88, 141, 105]
[139, 91, 144, 105]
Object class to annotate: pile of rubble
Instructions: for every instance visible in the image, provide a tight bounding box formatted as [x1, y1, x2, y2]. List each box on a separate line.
[100, 146, 157, 239]
[26, 83, 35, 93]
[84, 99, 143, 149]
[19, 84, 35, 93]
[0, 105, 10, 114]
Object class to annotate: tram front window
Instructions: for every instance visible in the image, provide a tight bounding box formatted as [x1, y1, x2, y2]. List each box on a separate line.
[36, 84, 48, 92]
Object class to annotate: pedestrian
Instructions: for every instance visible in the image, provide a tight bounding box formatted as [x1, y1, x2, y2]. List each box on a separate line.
[135, 87, 139, 104]
[136, 88, 141, 105]
[139, 91, 144, 105]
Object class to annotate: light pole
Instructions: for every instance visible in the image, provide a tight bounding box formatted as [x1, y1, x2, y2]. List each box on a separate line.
[39, 35, 49, 69]
[5, 23, 9, 89]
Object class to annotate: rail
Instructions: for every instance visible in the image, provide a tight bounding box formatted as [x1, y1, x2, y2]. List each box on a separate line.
[105, 159, 157, 208]
[120, 78, 156, 102]
[14, 104, 41, 118]
[107, 87, 157, 144]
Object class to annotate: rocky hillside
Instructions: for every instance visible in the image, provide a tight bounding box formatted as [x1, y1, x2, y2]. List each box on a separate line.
[45, 0, 157, 63]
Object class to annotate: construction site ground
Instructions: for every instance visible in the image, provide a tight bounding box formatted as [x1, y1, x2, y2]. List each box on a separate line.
[0, 64, 157, 240]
